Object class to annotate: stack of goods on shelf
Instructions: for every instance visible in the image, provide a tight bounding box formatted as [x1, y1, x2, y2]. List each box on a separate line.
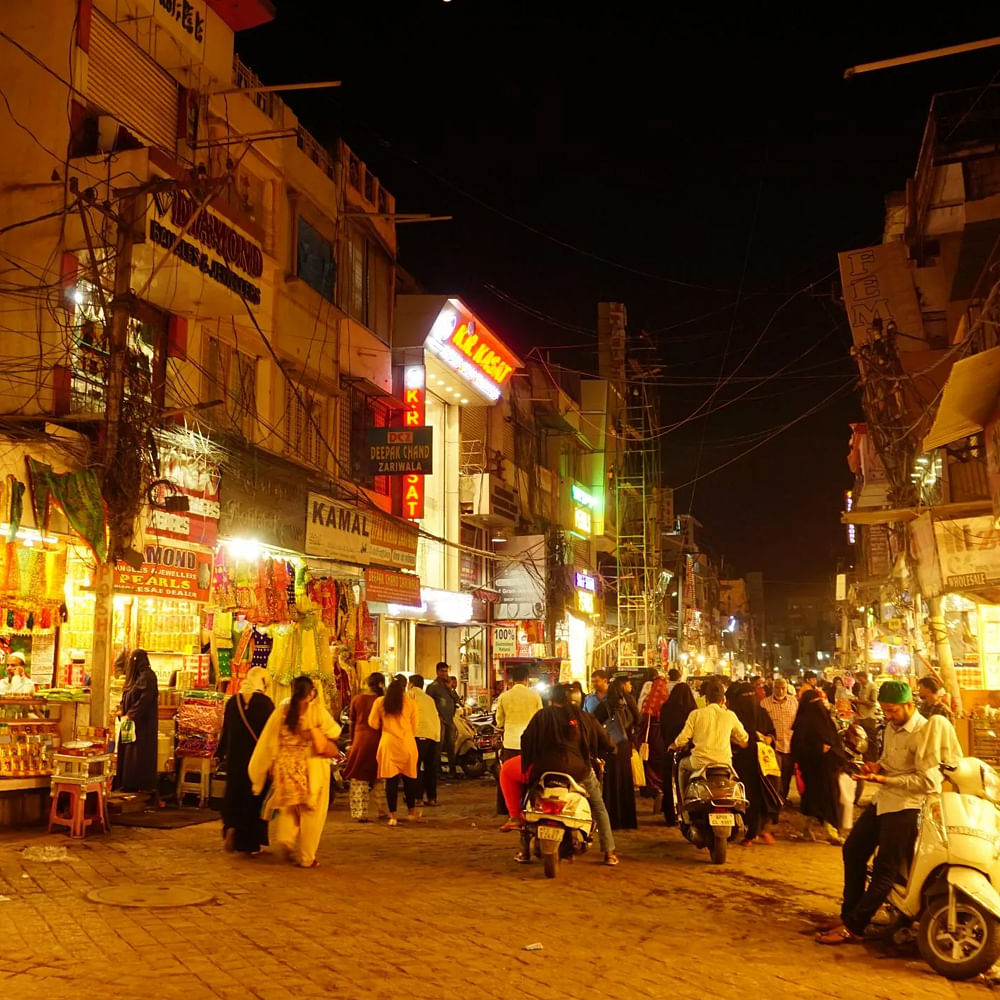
[0, 699, 61, 777]
[176, 697, 223, 759]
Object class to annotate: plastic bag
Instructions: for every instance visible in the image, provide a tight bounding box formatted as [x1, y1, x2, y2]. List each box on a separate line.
[118, 717, 136, 744]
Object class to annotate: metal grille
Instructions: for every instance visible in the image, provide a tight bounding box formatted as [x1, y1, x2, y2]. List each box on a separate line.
[87, 12, 178, 153]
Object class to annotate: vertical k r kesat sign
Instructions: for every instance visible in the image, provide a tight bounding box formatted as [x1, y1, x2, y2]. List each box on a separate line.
[305, 493, 418, 569]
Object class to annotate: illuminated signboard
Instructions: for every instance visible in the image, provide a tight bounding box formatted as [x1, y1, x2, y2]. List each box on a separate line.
[571, 484, 596, 508]
[402, 365, 425, 520]
[425, 302, 519, 401]
[575, 572, 596, 592]
[577, 591, 595, 614]
[573, 506, 592, 536]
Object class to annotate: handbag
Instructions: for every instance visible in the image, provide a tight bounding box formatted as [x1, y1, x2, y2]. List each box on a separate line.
[630, 748, 647, 788]
[639, 716, 651, 762]
[757, 740, 781, 778]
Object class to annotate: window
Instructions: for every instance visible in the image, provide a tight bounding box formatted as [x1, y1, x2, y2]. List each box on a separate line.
[204, 337, 257, 439]
[296, 217, 336, 301]
[340, 227, 393, 342]
[339, 383, 389, 494]
[286, 387, 326, 469]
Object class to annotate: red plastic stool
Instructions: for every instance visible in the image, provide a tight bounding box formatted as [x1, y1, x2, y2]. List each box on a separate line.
[48, 778, 111, 838]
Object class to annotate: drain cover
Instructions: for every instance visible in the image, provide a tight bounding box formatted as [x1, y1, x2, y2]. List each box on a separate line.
[86, 884, 213, 907]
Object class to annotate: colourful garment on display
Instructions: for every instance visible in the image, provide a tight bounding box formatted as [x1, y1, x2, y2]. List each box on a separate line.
[251, 627, 273, 667]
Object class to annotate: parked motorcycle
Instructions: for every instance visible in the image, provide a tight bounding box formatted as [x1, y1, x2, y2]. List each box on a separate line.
[445, 712, 496, 777]
[671, 748, 748, 864]
[888, 757, 1000, 980]
[520, 771, 595, 878]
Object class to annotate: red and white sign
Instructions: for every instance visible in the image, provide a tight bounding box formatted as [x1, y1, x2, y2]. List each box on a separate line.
[425, 301, 520, 402]
[115, 543, 213, 602]
[400, 364, 425, 520]
[364, 567, 421, 607]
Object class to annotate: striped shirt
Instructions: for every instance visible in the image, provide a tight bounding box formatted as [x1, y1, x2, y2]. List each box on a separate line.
[760, 694, 798, 754]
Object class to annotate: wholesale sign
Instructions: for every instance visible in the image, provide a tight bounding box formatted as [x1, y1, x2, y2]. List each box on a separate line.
[934, 516, 1000, 591]
[365, 427, 433, 477]
[364, 567, 421, 607]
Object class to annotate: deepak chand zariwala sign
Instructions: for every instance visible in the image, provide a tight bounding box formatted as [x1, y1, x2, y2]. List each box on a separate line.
[364, 427, 433, 477]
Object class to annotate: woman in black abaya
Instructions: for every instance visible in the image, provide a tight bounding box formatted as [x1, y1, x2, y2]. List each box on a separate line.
[594, 677, 638, 830]
[218, 666, 274, 854]
[116, 649, 159, 793]
[791, 688, 847, 844]
[659, 681, 698, 825]
[726, 681, 779, 846]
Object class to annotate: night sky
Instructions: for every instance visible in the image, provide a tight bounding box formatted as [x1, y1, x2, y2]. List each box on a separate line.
[236, 4, 1000, 601]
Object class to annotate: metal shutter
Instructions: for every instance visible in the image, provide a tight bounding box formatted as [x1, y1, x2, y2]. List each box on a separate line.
[87, 12, 178, 153]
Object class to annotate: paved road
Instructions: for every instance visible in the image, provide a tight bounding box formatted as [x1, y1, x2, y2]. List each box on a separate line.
[0, 779, 990, 1000]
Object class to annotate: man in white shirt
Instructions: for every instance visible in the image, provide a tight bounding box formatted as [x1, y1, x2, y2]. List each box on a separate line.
[817, 680, 958, 945]
[760, 678, 797, 799]
[669, 678, 748, 805]
[495, 664, 542, 824]
[408, 675, 442, 806]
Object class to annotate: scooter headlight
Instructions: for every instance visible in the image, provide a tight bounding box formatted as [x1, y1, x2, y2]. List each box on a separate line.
[982, 765, 1000, 807]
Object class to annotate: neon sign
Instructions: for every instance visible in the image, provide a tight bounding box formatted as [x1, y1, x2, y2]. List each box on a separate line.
[574, 572, 596, 592]
[573, 506, 592, 536]
[571, 484, 596, 508]
[402, 365, 425, 520]
[425, 303, 520, 401]
[577, 590, 595, 614]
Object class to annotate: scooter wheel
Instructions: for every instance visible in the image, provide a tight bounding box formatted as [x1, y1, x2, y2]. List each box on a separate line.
[918, 895, 1000, 980]
[543, 852, 559, 879]
[710, 830, 728, 865]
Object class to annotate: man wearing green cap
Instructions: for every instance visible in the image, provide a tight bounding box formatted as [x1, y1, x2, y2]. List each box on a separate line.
[816, 679, 956, 945]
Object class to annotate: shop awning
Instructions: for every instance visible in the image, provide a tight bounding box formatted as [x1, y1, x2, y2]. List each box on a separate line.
[922, 345, 1000, 452]
[841, 499, 993, 525]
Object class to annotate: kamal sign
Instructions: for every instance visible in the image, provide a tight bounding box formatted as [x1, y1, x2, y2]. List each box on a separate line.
[305, 492, 418, 569]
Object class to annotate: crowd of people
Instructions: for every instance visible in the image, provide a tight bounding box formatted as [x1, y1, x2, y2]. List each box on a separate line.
[211, 654, 967, 903]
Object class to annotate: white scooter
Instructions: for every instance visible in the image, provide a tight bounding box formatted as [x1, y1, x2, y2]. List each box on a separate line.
[889, 757, 1000, 980]
[521, 771, 595, 879]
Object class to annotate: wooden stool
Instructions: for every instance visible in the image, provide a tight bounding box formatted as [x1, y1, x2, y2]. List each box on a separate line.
[48, 778, 111, 838]
[176, 757, 213, 808]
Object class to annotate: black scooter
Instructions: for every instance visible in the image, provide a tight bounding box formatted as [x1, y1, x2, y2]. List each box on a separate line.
[670, 747, 748, 864]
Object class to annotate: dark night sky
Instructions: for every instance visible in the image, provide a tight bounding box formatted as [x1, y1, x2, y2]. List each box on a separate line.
[236, 3, 1000, 596]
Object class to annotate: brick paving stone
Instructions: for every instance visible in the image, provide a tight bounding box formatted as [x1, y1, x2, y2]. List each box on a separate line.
[0, 781, 991, 999]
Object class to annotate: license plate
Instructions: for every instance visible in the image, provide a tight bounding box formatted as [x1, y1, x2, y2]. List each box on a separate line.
[536, 825, 564, 841]
[708, 812, 735, 827]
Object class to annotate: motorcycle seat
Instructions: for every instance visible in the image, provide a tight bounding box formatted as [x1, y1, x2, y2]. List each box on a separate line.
[535, 771, 588, 796]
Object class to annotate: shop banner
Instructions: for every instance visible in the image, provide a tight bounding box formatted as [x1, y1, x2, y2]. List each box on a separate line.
[364, 567, 421, 607]
[306, 492, 418, 570]
[495, 535, 546, 620]
[493, 623, 517, 657]
[364, 427, 433, 477]
[934, 515, 1000, 591]
[26, 458, 108, 562]
[114, 543, 213, 601]
[219, 452, 307, 552]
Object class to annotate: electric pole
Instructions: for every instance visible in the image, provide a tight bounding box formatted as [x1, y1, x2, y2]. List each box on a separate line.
[89, 192, 138, 729]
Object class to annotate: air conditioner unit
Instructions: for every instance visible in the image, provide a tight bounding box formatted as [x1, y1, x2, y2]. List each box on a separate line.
[459, 473, 518, 524]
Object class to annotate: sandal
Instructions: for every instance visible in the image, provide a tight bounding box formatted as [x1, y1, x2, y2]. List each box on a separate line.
[299, 860, 319, 869]
[498, 820, 522, 833]
[604, 852, 619, 866]
[387, 818, 398, 827]
[813, 915, 844, 932]
[514, 850, 530, 864]
[815, 926, 862, 945]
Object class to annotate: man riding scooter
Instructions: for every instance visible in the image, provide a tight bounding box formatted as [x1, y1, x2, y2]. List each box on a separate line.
[668, 678, 749, 812]
[815, 680, 960, 945]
